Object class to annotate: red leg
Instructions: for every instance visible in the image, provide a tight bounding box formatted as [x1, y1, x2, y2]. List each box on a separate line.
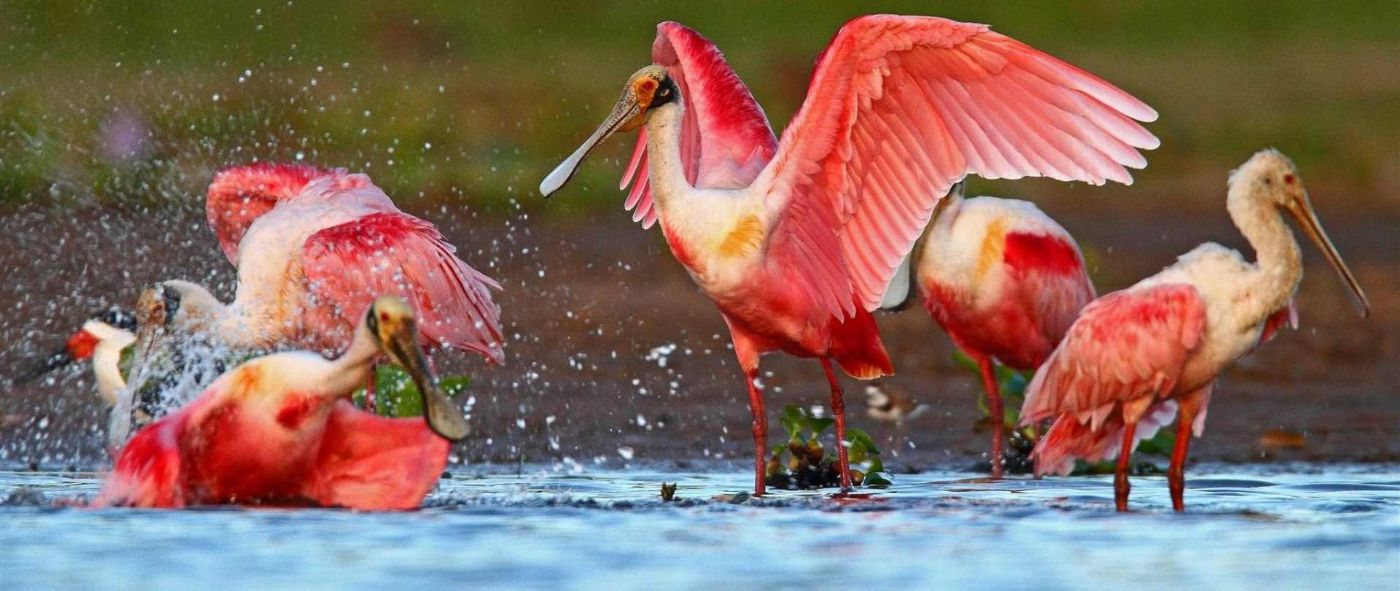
[1114, 421, 1138, 512]
[1170, 387, 1207, 512]
[820, 358, 854, 492]
[1169, 413, 1193, 512]
[743, 368, 767, 497]
[976, 356, 1005, 479]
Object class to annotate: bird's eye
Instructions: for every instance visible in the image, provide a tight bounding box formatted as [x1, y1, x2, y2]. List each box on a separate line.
[1283, 174, 1295, 185]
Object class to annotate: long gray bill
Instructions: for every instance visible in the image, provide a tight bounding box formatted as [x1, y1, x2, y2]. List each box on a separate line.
[539, 91, 639, 197]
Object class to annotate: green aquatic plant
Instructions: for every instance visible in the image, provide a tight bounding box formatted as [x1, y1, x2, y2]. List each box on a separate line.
[765, 404, 892, 489]
[352, 365, 472, 418]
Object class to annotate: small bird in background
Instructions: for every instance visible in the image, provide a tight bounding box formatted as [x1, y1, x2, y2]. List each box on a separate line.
[862, 381, 928, 425]
[882, 183, 1095, 478]
[1021, 149, 1369, 512]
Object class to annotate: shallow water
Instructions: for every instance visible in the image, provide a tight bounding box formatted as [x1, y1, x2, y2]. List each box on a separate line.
[1, 464, 1396, 590]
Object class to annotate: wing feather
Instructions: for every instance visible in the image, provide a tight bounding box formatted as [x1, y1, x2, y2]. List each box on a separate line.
[760, 15, 1157, 318]
[619, 22, 779, 229]
[301, 212, 504, 363]
[1020, 284, 1206, 424]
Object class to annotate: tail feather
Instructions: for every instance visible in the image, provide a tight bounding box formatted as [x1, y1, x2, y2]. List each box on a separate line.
[1032, 401, 1177, 476]
[830, 309, 893, 379]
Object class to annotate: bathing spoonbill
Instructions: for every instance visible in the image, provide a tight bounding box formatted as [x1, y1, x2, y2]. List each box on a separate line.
[95, 296, 465, 510]
[540, 16, 1159, 495]
[1020, 149, 1369, 512]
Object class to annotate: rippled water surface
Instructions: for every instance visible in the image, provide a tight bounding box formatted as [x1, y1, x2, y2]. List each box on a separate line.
[2, 465, 1397, 590]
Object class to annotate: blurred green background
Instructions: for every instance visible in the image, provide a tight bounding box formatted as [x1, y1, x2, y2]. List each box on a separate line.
[1, 1, 1396, 214]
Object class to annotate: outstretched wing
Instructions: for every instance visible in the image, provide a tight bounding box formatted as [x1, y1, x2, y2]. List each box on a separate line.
[1020, 284, 1206, 429]
[206, 163, 367, 265]
[301, 212, 505, 363]
[760, 15, 1159, 319]
[304, 401, 450, 510]
[618, 21, 780, 228]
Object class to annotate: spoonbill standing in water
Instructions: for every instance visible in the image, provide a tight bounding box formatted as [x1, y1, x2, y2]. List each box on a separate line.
[96, 296, 466, 510]
[885, 183, 1094, 478]
[541, 15, 1159, 495]
[113, 165, 504, 444]
[1020, 149, 1370, 512]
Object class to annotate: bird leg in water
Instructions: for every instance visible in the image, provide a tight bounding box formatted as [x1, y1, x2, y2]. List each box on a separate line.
[1115, 421, 1139, 512]
[1170, 387, 1207, 512]
[744, 368, 767, 497]
[821, 358, 854, 492]
[977, 356, 1005, 479]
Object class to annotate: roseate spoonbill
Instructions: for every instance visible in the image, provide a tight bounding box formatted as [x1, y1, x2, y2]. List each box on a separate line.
[539, 16, 1158, 494]
[888, 183, 1095, 477]
[175, 164, 503, 359]
[1020, 149, 1370, 512]
[95, 296, 465, 509]
[18, 309, 137, 406]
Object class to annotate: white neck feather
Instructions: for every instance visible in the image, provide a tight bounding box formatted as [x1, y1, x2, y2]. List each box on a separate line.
[644, 101, 692, 217]
[1227, 182, 1302, 327]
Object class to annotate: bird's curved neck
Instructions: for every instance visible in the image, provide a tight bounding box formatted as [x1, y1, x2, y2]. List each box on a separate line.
[92, 343, 129, 406]
[324, 325, 379, 396]
[1227, 185, 1301, 325]
[644, 101, 693, 216]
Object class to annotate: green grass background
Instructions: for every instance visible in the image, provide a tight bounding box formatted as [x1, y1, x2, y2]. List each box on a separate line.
[1, 1, 1396, 213]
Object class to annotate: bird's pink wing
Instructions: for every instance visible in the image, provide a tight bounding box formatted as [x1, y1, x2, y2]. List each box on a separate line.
[94, 409, 193, 508]
[205, 163, 370, 265]
[301, 212, 504, 363]
[1020, 283, 1206, 427]
[1002, 230, 1096, 349]
[1256, 298, 1299, 349]
[760, 15, 1158, 319]
[618, 21, 780, 228]
[303, 400, 449, 510]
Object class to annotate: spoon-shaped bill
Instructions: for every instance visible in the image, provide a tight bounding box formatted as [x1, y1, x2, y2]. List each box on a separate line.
[539, 89, 641, 197]
[380, 313, 471, 441]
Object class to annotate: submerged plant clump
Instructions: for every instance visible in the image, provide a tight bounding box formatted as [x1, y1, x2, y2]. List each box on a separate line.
[765, 405, 892, 490]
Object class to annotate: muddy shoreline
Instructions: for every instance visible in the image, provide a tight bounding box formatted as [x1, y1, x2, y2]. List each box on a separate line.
[1, 200, 1396, 470]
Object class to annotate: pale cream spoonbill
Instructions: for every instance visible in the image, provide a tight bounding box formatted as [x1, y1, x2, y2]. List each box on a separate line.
[540, 16, 1159, 494]
[886, 183, 1095, 478]
[95, 296, 466, 509]
[1020, 149, 1370, 512]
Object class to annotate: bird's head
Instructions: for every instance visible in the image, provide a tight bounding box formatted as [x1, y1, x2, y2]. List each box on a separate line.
[1231, 149, 1369, 317]
[364, 296, 470, 441]
[539, 65, 678, 196]
[16, 307, 137, 384]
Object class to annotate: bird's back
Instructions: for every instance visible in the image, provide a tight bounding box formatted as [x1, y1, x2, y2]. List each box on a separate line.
[920, 196, 1094, 368]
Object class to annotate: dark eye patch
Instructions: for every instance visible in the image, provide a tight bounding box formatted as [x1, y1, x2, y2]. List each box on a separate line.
[95, 307, 137, 331]
[158, 285, 182, 324]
